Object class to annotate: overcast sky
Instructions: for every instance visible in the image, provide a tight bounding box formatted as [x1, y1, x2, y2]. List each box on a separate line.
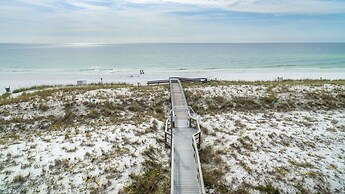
[1, 0, 345, 43]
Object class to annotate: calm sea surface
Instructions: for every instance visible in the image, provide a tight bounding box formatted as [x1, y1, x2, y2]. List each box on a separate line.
[0, 43, 344, 73]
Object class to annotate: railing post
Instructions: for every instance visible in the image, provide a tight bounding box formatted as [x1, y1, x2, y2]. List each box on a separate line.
[165, 132, 167, 148]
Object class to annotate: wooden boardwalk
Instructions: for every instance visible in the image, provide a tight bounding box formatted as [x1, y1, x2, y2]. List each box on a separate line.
[167, 78, 205, 194]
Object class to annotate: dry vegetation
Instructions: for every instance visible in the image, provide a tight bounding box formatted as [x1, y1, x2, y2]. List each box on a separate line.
[184, 80, 345, 194]
[1, 80, 344, 194]
[184, 80, 345, 115]
[0, 83, 170, 194]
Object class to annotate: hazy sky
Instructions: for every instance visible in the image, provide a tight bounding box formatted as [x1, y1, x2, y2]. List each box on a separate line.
[1, 0, 345, 43]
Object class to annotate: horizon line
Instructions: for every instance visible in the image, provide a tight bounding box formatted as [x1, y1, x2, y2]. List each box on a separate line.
[1, 41, 345, 45]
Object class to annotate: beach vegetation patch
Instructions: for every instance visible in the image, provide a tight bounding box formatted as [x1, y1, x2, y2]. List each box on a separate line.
[0, 92, 11, 99]
[127, 103, 141, 112]
[125, 147, 169, 194]
[275, 167, 289, 175]
[185, 80, 345, 114]
[12, 175, 26, 184]
[237, 136, 254, 151]
[289, 160, 314, 168]
[49, 158, 70, 171]
[62, 146, 78, 153]
[38, 103, 49, 111]
[232, 97, 261, 111]
[12, 85, 54, 94]
[254, 184, 280, 194]
[125, 162, 169, 193]
[199, 145, 229, 192]
[202, 167, 228, 192]
[192, 79, 345, 87]
[234, 120, 246, 129]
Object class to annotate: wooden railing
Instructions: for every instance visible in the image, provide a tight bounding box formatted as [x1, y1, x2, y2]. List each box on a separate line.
[165, 118, 172, 148]
[188, 106, 201, 148]
[188, 107, 205, 193]
[167, 78, 205, 194]
[192, 135, 206, 194]
[170, 137, 175, 194]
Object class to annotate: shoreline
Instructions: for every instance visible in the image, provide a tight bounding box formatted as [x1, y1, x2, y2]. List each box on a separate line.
[1, 68, 345, 94]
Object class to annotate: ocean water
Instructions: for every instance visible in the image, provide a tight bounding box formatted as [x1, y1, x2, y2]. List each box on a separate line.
[0, 43, 344, 73]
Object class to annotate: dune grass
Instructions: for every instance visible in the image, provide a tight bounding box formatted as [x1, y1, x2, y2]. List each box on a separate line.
[1, 80, 344, 193]
[183, 79, 345, 87]
[12, 85, 55, 94]
[184, 80, 345, 115]
[124, 147, 169, 193]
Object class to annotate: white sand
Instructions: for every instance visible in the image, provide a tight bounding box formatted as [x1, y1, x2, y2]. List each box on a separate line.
[0, 87, 169, 194]
[187, 83, 345, 193]
[1, 68, 345, 93]
[1, 79, 344, 193]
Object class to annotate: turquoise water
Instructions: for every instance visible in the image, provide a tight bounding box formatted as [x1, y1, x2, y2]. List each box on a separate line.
[0, 43, 344, 72]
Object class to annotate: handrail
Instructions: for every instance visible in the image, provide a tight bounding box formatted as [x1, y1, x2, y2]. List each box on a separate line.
[165, 118, 171, 147]
[165, 111, 174, 194]
[169, 79, 174, 108]
[192, 134, 206, 194]
[188, 107, 201, 136]
[190, 117, 205, 193]
[188, 106, 205, 193]
[170, 137, 175, 194]
[188, 106, 196, 115]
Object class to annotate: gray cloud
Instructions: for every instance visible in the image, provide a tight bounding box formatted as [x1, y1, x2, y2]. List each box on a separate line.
[128, 0, 345, 14]
[1, 0, 345, 43]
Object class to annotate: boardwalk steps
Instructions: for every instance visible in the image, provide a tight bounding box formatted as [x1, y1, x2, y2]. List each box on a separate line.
[164, 78, 206, 194]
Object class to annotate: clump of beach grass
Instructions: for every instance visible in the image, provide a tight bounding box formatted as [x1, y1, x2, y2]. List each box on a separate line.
[124, 147, 169, 193]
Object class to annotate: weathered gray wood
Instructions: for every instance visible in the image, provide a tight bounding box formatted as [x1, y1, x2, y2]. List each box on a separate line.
[170, 77, 208, 83]
[170, 80, 201, 194]
[147, 79, 170, 85]
[147, 77, 208, 85]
